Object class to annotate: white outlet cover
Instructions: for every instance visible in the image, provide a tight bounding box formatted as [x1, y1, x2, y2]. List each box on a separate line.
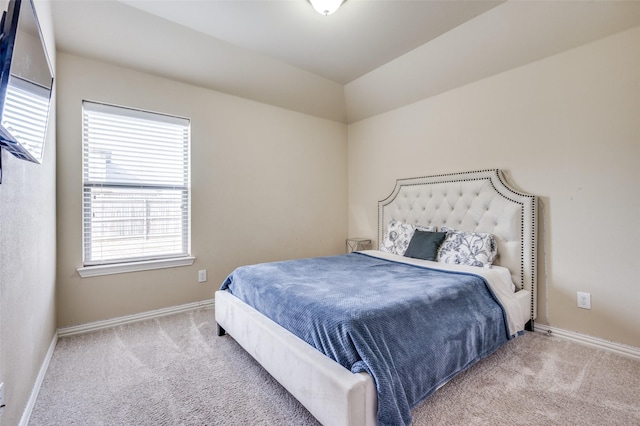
[577, 291, 591, 309]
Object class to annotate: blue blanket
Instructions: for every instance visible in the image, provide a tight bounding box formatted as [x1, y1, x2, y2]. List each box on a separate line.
[221, 253, 510, 426]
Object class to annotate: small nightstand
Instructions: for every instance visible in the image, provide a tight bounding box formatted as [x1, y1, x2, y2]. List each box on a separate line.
[346, 238, 372, 253]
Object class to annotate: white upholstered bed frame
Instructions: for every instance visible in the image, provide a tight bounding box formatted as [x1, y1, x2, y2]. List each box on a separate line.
[215, 169, 537, 426]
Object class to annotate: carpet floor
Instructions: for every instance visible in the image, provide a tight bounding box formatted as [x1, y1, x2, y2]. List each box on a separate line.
[29, 306, 640, 425]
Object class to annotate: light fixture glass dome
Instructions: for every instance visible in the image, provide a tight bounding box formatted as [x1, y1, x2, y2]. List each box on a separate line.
[308, 0, 345, 16]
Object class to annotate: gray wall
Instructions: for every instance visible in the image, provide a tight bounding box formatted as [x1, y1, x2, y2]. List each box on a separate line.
[0, 1, 56, 424]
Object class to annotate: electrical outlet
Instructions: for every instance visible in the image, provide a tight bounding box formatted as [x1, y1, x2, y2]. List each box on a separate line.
[577, 292, 591, 309]
[0, 382, 5, 416]
[198, 270, 207, 283]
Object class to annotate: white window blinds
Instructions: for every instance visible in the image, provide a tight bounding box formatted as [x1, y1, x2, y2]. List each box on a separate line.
[1, 76, 51, 163]
[82, 101, 190, 266]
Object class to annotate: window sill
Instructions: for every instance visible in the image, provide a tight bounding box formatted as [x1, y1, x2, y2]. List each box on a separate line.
[77, 256, 196, 278]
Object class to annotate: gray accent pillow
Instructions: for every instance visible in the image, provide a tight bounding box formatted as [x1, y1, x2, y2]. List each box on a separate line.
[404, 230, 447, 261]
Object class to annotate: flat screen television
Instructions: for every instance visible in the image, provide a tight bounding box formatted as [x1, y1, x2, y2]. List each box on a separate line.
[0, 0, 54, 177]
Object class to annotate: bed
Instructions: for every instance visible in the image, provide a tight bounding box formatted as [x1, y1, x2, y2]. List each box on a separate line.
[215, 169, 537, 426]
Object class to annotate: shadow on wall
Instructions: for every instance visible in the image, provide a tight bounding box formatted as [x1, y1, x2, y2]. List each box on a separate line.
[537, 196, 550, 326]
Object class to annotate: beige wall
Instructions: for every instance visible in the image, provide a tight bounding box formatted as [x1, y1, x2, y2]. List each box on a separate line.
[56, 52, 347, 328]
[348, 25, 640, 347]
[0, 1, 57, 425]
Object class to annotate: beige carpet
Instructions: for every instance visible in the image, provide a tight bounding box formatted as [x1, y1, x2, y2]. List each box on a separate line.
[30, 307, 640, 425]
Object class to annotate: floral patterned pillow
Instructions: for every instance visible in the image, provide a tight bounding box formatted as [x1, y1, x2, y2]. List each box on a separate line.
[380, 220, 436, 256]
[437, 227, 498, 268]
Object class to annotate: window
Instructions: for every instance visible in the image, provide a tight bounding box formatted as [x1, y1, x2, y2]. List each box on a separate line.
[81, 101, 191, 273]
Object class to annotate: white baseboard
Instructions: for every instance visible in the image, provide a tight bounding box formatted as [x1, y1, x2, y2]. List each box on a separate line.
[534, 323, 640, 361]
[20, 331, 58, 426]
[58, 298, 215, 337]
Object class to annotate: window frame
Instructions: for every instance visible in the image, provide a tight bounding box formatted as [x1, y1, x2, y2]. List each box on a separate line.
[78, 101, 194, 277]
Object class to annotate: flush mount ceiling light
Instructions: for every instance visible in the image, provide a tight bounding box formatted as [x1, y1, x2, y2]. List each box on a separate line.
[308, 0, 346, 16]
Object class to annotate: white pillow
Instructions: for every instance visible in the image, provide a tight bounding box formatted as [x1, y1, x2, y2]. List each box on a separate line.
[437, 227, 498, 268]
[380, 220, 436, 256]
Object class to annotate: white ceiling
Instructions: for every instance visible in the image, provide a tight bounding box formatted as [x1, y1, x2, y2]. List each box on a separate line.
[50, 1, 640, 123]
[116, 0, 503, 84]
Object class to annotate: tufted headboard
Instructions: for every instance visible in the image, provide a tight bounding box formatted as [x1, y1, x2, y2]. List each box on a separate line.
[378, 169, 537, 320]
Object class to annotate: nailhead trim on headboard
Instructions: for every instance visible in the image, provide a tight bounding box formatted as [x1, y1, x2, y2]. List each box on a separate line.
[378, 169, 538, 321]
